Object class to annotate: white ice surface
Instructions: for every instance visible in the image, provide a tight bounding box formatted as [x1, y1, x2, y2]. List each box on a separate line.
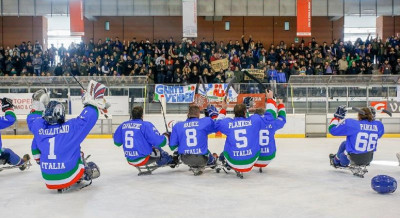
[1, 138, 400, 218]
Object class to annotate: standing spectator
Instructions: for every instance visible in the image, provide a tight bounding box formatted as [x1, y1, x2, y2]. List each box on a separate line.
[101, 61, 110, 75]
[338, 55, 348, 75]
[54, 63, 63, 76]
[380, 59, 392, 74]
[347, 62, 360, 75]
[157, 60, 166, 83]
[32, 53, 43, 76]
[395, 58, 400, 75]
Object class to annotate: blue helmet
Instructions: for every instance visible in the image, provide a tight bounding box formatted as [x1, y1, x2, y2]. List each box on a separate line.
[43, 101, 65, 125]
[371, 175, 397, 194]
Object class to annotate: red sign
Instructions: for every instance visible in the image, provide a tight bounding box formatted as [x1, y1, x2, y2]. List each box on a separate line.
[237, 94, 266, 110]
[70, 0, 84, 36]
[297, 0, 312, 37]
[371, 101, 388, 111]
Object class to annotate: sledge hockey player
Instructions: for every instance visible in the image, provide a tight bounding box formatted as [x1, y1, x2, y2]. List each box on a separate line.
[169, 105, 218, 176]
[113, 106, 177, 176]
[253, 98, 286, 172]
[328, 106, 384, 175]
[213, 90, 276, 178]
[27, 81, 107, 192]
[0, 97, 31, 171]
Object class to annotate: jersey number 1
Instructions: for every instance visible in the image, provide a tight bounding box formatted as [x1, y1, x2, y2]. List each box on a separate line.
[48, 137, 57, 160]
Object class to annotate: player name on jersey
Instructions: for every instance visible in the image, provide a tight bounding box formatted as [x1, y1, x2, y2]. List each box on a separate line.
[122, 123, 142, 129]
[360, 124, 378, 132]
[233, 149, 252, 157]
[38, 125, 70, 135]
[41, 162, 66, 170]
[228, 120, 252, 129]
[184, 121, 199, 128]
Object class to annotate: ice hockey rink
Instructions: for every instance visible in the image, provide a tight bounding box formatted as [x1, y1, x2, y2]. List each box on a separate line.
[1, 138, 400, 218]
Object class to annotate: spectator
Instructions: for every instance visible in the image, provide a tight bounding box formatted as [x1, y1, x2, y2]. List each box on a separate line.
[338, 55, 348, 75]
[54, 63, 63, 76]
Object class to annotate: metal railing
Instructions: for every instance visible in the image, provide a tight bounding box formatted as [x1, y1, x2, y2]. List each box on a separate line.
[0, 75, 398, 114]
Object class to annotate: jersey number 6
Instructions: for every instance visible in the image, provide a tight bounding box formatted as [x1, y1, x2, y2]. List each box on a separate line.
[355, 132, 378, 152]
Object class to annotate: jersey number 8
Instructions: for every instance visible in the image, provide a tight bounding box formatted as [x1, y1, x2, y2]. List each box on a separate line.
[355, 132, 378, 152]
[185, 129, 197, 147]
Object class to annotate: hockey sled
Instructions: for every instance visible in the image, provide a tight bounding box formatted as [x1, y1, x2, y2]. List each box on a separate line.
[181, 154, 210, 176]
[215, 158, 244, 179]
[333, 152, 374, 178]
[0, 160, 32, 172]
[135, 156, 179, 176]
[57, 154, 99, 193]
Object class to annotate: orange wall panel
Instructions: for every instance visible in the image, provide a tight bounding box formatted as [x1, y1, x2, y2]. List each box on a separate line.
[243, 16, 274, 46]
[123, 17, 154, 42]
[214, 17, 244, 43]
[154, 17, 182, 41]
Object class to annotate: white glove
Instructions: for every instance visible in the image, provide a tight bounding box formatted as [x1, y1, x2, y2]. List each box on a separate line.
[82, 80, 110, 110]
[32, 89, 50, 111]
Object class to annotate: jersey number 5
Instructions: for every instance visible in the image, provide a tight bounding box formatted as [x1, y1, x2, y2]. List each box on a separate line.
[234, 129, 248, 148]
[355, 132, 378, 152]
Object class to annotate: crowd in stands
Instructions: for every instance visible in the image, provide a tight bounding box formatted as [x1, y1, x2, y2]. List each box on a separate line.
[0, 34, 399, 84]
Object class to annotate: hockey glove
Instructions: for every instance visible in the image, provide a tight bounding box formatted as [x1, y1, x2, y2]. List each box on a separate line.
[1, 97, 14, 112]
[82, 80, 110, 110]
[334, 105, 347, 120]
[162, 132, 171, 141]
[206, 105, 218, 118]
[243, 97, 254, 109]
[31, 89, 50, 112]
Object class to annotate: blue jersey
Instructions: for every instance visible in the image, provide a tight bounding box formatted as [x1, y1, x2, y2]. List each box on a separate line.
[170, 117, 216, 155]
[113, 119, 167, 162]
[215, 115, 267, 162]
[0, 111, 16, 152]
[329, 118, 385, 154]
[259, 101, 287, 157]
[258, 114, 286, 157]
[27, 106, 99, 184]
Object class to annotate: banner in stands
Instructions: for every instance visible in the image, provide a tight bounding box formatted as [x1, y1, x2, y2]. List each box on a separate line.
[243, 69, 265, 81]
[0, 93, 32, 115]
[237, 94, 266, 110]
[198, 83, 238, 102]
[69, 0, 84, 36]
[70, 96, 129, 115]
[297, 0, 312, 37]
[211, 59, 229, 72]
[154, 84, 197, 103]
[182, 0, 197, 37]
[371, 101, 400, 113]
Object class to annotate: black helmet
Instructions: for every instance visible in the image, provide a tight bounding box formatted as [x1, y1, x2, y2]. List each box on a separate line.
[43, 101, 65, 125]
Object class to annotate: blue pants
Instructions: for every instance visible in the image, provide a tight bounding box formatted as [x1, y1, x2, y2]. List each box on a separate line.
[334, 141, 350, 167]
[0, 148, 23, 166]
[207, 152, 216, 166]
[156, 147, 173, 166]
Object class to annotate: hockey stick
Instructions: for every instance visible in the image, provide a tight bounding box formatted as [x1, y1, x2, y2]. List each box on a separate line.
[158, 98, 169, 133]
[198, 76, 210, 104]
[71, 74, 85, 90]
[242, 70, 275, 97]
[224, 76, 236, 102]
[382, 109, 393, 117]
[130, 95, 135, 119]
[348, 107, 366, 115]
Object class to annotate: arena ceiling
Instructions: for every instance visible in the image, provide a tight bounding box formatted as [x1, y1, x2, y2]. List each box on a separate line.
[0, 0, 399, 17]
